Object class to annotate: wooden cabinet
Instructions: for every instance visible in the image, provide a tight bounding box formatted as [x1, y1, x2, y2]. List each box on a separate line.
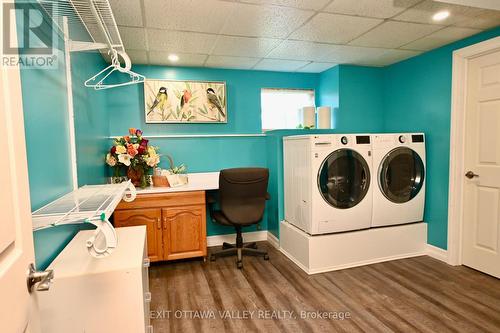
[114, 191, 207, 262]
[113, 208, 163, 262]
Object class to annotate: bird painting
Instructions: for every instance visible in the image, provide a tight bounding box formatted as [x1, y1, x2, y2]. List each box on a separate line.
[144, 80, 226, 123]
[206, 87, 225, 118]
[147, 87, 168, 116]
[180, 89, 192, 108]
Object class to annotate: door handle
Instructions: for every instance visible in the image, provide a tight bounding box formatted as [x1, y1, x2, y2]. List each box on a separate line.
[156, 217, 161, 229]
[465, 171, 479, 179]
[163, 217, 167, 230]
[27, 263, 54, 293]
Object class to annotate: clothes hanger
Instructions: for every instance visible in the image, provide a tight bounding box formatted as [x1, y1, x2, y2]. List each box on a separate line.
[84, 49, 145, 90]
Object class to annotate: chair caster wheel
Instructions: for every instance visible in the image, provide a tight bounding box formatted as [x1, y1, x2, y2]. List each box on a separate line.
[210, 255, 216, 262]
[264, 255, 269, 261]
[237, 261, 243, 269]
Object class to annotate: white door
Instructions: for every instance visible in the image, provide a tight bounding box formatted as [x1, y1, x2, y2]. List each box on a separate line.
[463, 48, 500, 278]
[0, 1, 41, 331]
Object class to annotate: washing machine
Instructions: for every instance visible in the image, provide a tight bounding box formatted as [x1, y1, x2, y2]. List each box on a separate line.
[371, 133, 426, 227]
[284, 134, 373, 235]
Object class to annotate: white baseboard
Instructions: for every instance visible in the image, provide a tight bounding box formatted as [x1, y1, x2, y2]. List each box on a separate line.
[280, 248, 425, 275]
[206, 230, 267, 247]
[266, 232, 280, 249]
[425, 244, 449, 263]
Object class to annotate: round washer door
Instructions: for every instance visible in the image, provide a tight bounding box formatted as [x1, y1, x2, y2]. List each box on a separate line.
[379, 147, 425, 203]
[317, 149, 371, 209]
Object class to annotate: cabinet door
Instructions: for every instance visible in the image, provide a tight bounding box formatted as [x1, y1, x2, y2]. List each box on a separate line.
[114, 209, 163, 262]
[162, 205, 207, 260]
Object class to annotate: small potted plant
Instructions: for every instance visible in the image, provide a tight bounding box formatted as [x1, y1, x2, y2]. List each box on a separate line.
[105, 128, 160, 188]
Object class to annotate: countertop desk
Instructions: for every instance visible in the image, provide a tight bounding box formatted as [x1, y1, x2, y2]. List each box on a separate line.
[113, 172, 220, 262]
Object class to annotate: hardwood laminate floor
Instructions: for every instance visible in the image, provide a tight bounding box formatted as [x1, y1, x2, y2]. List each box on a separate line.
[149, 243, 500, 333]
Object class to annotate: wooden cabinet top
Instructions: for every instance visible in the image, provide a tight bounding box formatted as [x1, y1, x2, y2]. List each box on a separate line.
[134, 172, 219, 195]
[116, 191, 206, 210]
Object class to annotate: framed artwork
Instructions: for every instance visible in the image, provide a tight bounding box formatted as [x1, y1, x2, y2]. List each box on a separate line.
[144, 79, 227, 123]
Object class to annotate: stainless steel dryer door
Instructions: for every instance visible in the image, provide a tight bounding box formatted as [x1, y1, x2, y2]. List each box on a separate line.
[379, 147, 425, 203]
[317, 149, 370, 209]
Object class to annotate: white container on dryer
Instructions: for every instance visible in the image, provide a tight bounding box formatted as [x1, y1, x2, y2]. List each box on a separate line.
[284, 134, 373, 235]
[371, 133, 426, 227]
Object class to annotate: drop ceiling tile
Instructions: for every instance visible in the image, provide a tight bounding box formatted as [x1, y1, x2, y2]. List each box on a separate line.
[126, 50, 149, 64]
[144, 0, 234, 33]
[205, 55, 261, 69]
[324, 0, 421, 19]
[254, 58, 310, 71]
[295, 62, 337, 73]
[266, 40, 341, 61]
[211, 36, 281, 57]
[356, 49, 421, 66]
[393, 0, 484, 25]
[109, 0, 143, 27]
[220, 3, 314, 38]
[118, 27, 147, 50]
[453, 10, 500, 29]
[322, 45, 388, 63]
[147, 29, 218, 54]
[401, 26, 481, 51]
[349, 21, 442, 48]
[290, 13, 382, 44]
[148, 52, 208, 66]
[239, 0, 330, 11]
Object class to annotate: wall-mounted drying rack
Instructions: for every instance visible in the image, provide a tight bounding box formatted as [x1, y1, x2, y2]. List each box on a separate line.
[39, 0, 145, 89]
[32, 181, 137, 258]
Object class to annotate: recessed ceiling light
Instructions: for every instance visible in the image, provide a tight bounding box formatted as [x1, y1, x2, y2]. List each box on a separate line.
[168, 54, 179, 62]
[432, 10, 450, 21]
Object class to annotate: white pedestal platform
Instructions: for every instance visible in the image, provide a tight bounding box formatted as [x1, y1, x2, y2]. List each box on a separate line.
[279, 221, 427, 274]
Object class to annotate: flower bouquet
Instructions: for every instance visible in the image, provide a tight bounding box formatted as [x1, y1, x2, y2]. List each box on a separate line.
[105, 128, 160, 188]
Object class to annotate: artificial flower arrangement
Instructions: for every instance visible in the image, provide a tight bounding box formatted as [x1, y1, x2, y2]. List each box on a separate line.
[105, 128, 160, 188]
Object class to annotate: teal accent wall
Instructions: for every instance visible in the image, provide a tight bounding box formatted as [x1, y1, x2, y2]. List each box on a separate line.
[17, 2, 110, 269]
[106, 65, 320, 236]
[318, 66, 339, 128]
[338, 66, 385, 132]
[383, 26, 500, 250]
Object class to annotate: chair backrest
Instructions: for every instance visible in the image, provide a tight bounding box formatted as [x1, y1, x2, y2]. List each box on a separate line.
[219, 168, 269, 225]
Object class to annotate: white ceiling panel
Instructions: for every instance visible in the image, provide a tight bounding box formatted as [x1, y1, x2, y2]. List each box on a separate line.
[349, 21, 443, 48]
[321, 45, 388, 64]
[144, 0, 234, 33]
[295, 62, 337, 73]
[324, 0, 421, 19]
[205, 55, 261, 69]
[267, 40, 346, 62]
[148, 52, 208, 67]
[239, 0, 331, 11]
[290, 13, 383, 44]
[401, 26, 481, 50]
[147, 29, 218, 54]
[393, 0, 485, 25]
[254, 58, 310, 71]
[357, 49, 422, 66]
[119, 27, 147, 50]
[453, 10, 500, 29]
[126, 50, 149, 64]
[220, 2, 314, 38]
[109, 0, 143, 27]
[211, 36, 282, 57]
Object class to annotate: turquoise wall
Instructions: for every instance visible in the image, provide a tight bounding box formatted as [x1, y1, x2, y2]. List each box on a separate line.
[338, 66, 385, 132]
[17, 2, 110, 269]
[105, 65, 320, 236]
[383, 26, 500, 250]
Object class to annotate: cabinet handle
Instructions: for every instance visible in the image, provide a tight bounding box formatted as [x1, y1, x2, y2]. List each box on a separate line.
[156, 217, 161, 229]
[163, 217, 167, 230]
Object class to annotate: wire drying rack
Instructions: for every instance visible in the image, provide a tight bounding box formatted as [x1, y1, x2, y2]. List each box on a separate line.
[32, 181, 136, 257]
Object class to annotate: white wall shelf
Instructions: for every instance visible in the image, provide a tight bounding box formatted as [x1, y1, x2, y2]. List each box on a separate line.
[108, 133, 266, 139]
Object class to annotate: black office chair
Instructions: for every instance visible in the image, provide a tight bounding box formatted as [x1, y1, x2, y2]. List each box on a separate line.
[208, 168, 270, 269]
